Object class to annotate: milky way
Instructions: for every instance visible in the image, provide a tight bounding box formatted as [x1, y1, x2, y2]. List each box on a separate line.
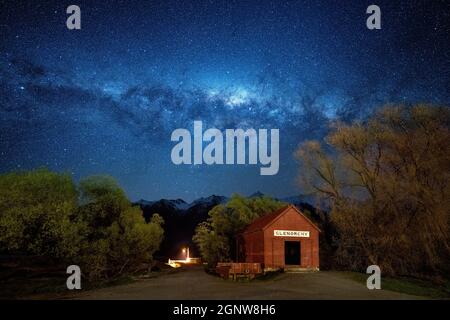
[1, 0, 449, 201]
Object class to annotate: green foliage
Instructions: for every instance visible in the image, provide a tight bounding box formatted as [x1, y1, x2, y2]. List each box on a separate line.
[76, 176, 164, 280]
[77, 175, 130, 238]
[0, 170, 164, 281]
[193, 194, 284, 267]
[0, 168, 81, 259]
[79, 175, 126, 202]
[192, 222, 230, 267]
[82, 208, 164, 280]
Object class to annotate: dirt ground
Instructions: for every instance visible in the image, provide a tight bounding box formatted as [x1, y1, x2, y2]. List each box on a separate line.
[76, 265, 423, 300]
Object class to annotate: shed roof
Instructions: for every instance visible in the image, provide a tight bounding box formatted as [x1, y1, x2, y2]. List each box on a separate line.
[241, 205, 321, 234]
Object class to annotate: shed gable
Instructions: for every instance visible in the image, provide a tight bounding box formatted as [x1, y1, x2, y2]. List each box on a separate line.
[264, 205, 321, 233]
[241, 205, 320, 235]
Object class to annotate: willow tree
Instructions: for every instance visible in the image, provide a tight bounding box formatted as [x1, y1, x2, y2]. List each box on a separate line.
[296, 104, 450, 277]
[0, 168, 81, 259]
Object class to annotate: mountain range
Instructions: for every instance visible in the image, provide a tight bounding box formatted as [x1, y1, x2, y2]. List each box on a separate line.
[135, 192, 318, 212]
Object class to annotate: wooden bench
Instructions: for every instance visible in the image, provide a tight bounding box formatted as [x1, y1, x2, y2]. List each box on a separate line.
[216, 262, 262, 280]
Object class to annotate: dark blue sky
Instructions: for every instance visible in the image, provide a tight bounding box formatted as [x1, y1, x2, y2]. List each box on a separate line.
[1, 0, 449, 201]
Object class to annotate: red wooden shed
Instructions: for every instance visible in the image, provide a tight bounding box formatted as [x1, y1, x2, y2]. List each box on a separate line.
[238, 205, 320, 271]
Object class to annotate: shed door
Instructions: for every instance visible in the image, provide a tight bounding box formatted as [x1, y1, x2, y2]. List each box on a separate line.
[285, 241, 301, 265]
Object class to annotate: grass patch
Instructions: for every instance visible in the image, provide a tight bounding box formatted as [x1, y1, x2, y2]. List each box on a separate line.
[342, 271, 450, 299]
[0, 258, 176, 299]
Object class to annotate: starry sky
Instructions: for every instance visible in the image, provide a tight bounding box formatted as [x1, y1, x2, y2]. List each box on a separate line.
[1, 0, 449, 201]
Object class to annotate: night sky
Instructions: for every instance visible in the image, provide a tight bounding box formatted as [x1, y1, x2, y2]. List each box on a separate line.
[1, 0, 449, 201]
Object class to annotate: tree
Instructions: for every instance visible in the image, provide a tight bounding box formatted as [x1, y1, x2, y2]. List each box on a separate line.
[296, 104, 450, 277]
[0, 170, 165, 282]
[193, 194, 284, 267]
[192, 222, 229, 268]
[0, 168, 82, 259]
[77, 175, 164, 280]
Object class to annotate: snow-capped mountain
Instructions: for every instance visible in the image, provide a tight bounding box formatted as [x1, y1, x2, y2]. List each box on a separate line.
[137, 195, 228, 212]
[189, 195, 228, 208]
[249, 191, 265, 198]
[280, 194, 318, 206]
